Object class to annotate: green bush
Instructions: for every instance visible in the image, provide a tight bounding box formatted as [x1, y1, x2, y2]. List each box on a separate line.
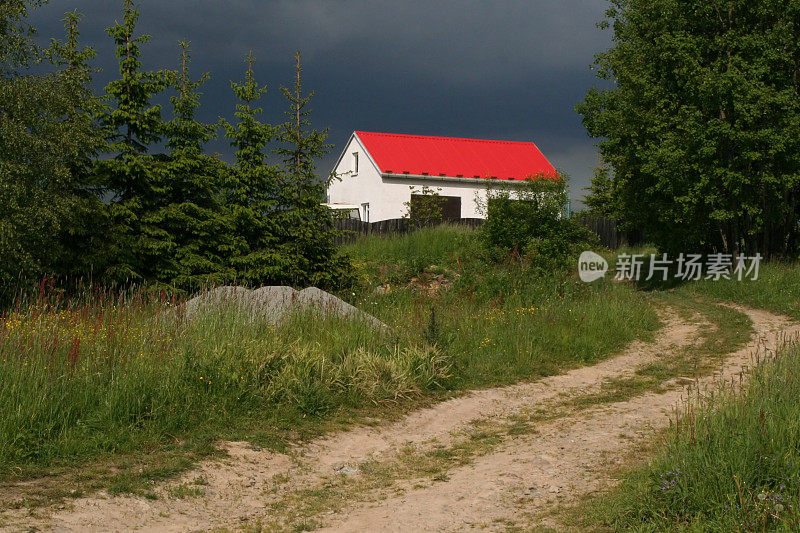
[479, 179, 596, 269]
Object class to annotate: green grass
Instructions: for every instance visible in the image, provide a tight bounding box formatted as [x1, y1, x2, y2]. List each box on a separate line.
[347, 223, 480, 281]
[579, 258, 800, 532]
[683, 261, 800, 319]
[346, 226, 660, 388]
[565, 293, 754, 409]
[0, 225, 660, 502]
[587, 342, 800, 532]
[0, 293, 444, 474]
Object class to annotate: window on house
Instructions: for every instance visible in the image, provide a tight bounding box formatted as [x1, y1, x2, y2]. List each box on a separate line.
[353, 152, 359, 174]
[362, 202, 370, 223]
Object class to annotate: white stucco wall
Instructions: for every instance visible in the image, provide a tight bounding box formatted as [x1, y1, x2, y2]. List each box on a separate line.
[328, 136, 385, 222]
[377, 176, 489, 220]
[328, 134, 522, 222]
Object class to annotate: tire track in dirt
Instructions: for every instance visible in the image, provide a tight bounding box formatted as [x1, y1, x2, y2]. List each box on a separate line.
[315, 306, 800, 532]
[3, 305, 791, 532]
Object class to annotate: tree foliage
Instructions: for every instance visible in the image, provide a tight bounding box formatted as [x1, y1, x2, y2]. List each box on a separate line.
[95, 0, 172, 283]
[0, 5, 106, 293]
[0, 0, 44, 77]
[583, 156, 617, 219]
[159, 41, 231, 289]
[273, 52, 352, 289]
[220, 52, 286, 285]
[0, 1, 352, 294]
[403, 185, 444, 227]
[577, 0, 800, 256]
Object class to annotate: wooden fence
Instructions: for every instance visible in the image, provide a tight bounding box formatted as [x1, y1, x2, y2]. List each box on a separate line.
[573, 213, 641, 249]
[333, 217, 484, 244]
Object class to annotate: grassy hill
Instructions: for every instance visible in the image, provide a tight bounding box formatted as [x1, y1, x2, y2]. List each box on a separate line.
[0, 225, 659, 493]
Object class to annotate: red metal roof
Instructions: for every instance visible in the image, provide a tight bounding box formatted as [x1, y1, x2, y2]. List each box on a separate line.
[354, 131, 559, 181]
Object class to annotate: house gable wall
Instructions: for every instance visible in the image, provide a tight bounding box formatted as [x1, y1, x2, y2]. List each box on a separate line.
[328, 135, 384, 222]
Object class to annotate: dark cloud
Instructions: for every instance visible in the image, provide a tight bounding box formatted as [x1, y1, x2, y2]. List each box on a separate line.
[29, 0, 613, 207]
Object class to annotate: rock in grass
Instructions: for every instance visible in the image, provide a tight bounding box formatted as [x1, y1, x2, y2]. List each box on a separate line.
[184, 285, 385, 328]
[294, 287, 386, 328]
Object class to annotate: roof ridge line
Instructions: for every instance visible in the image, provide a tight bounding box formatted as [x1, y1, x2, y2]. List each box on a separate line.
[355, 131, 534, 145]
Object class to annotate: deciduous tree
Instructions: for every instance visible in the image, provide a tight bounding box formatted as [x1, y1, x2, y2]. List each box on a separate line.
[577, 0, 800, 256]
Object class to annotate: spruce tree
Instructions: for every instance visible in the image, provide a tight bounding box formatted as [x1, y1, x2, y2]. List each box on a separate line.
[274, 51, 352, 289]
[96, 0, 171, 284]
[48, 11, 110, 279]
[0, 6, 106, 293]
[157, 41, 231, 290]
[220, 52, 287, 286]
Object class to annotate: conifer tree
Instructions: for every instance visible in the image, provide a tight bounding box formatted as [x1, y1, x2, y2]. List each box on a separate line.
[47, 11, 110, 279]
[274, 51, 352, 289]
[220, 52, 287, 286]
[156, 41, 231, 289]
[0, 6, 106, 292]
[96, 0, 171, 284]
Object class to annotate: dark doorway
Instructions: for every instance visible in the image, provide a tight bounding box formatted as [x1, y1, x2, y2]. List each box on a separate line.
[410, 194, 462, 223]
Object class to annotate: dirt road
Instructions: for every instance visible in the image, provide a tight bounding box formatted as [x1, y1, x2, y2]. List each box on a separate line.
[3, 305, 798, 532]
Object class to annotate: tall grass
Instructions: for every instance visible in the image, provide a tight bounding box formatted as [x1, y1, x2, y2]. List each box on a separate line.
[591, 340, 800, 532]
[582, 259, 800, 531]
[0, 290, 445, 470]
[684, 262, 800, 319]
[3, 225, 661, 479]
[348, 224, 478, 272]
[347, 226, 660, 388]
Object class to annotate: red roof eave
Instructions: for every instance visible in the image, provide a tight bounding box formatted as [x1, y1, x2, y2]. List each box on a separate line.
[354, 131, 559, 182]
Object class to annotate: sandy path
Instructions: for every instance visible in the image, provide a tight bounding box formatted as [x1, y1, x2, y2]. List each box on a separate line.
[2, 305, 796, 532]
[318, 307, 799, 532]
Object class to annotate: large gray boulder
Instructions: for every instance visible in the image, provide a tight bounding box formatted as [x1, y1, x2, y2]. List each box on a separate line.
[294, 287, 385, 327]
[184, 285, 385, 328]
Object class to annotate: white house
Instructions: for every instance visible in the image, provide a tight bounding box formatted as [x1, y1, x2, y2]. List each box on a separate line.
[326, 131, 559, 222]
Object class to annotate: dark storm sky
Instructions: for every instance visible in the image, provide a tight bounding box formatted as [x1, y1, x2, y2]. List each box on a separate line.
[29, 1, 614, 208]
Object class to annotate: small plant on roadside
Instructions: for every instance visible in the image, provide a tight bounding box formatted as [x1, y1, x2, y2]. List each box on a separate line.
[424, 306, 439, 346]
